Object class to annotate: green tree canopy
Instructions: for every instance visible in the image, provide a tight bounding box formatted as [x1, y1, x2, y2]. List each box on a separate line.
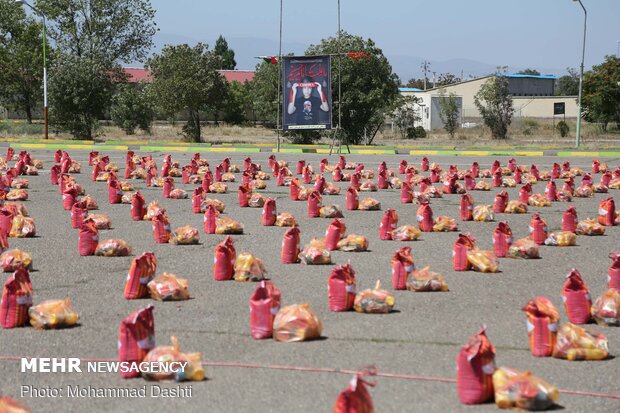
[582, 55, 620, 130]
[249, 60, 279, 128]
[555, 67, 579, 96]
[146, 43, 228, 142]
[516, 68, 541, 76]
[0, 2, 46, 123]
[213, 35, 236, 70]
[474, 75, 514, 139]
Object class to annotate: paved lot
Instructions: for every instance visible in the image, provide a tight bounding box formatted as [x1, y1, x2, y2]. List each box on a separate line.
[1, 150, 619, 412]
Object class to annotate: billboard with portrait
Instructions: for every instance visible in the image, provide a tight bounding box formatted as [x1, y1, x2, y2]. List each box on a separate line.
[282, 55, 332, 130]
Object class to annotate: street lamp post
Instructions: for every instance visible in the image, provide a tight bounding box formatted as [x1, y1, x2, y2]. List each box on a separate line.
[573, 0, 586, 148]
[15, 0, 48, 139]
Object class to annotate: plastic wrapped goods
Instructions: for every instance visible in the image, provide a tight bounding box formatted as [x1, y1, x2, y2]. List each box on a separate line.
[492, 367, 559, 411]
[215, 217, 244, 235]
[575, 219, 605, 235]
[299, 239, 331, 265]
[467, 250, 499, 273]
[169, 225, 200, 245]
[320, 205, 344, 218]
[544, 231, 577, 246]
[552, 323, 608, 361]
[358, 197, 381, 211]
[273, 304, 322, 342]
[354, 280, 395, 314]
[86, 213, 112, 230]
[234, 253, 268, 282]
[406, 266, 449, 292]
[142, 336, 204, 381]
[473, 205, 494, 222]
[1, 249, 32, 272]
[28, 298, 79, 329]
[9, 216, 35, 238]
[507, 238, 540, 259]
[337, 235, 369, 252]
[275, 212, 297, 227]
[147, 273, 190, 301]
[591, 289, 620, 326]
[504, 200, 528, 214]
[391, 225, 421, 241]
[433, 216, 458, 232]
[95, 239, 131, 257]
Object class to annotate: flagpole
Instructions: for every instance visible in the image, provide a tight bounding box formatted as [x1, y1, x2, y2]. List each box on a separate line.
[276, 0, 283, 152]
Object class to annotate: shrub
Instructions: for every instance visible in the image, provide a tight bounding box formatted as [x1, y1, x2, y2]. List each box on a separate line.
[110, 84, 154, 135]
[556, 121, 570, 137]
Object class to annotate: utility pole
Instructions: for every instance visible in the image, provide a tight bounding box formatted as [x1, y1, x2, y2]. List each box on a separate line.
[421, 60, 430, 90]
[432, 71, 436, 88]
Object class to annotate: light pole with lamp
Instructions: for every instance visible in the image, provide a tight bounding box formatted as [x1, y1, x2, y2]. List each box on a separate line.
[572, 0, 586, 148]
[15, 0, 48, 139]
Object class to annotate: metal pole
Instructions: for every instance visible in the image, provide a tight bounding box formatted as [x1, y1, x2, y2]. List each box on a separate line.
[276, 0, 283, 152]
[574, 0, 586, 148]
[617, 40, 619, 58]
[337, 0, 342, 153]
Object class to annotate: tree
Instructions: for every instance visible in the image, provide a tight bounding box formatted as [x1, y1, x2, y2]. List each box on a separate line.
[438, 89, 460, 138]
[147, 43, 228, 142]
[516, 68, 541, 76]
[474, 75, 514, 139]
[249, 60, 279, 127]
[555, 67, 579, 96]
[306, 31, 400, 144]
[36, 0, 157, 138]
[405, 78, 425, 89]
[0, 3, 46, 123]
[392, 95, 421, 139]
[223, 80, 251, 125]
[213, 35, 236, 70]
[110, 83, 154, 134]
[581, 55, 619, 130]
[436, 73, 461, 87]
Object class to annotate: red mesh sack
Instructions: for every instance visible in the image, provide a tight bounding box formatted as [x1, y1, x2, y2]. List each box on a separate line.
[609, 252, 620, 291]
[118, 305, 155, 378]
[289, 179, 300, 201]
[420, 157, 429, 172]
[262, 198, 277, 226]
[493, 222, 513, 258]
[562, 206, 578, 233]
[392, 246, 414, 290]
[493, 191, 508, 213]
[124, 252, 157, 299]
[303, 166, 312, 184]
[379, 208, 398, 240]
[162, 177, 174, 198]
[0, 209, 12, 236]
[131, 191, 146, 221]
[522, 296, 560, 357]
[281, 227, 301, 264]
[333, 369, 376, 413]
[203, 204, 217, 234]
[460, 194, 474, 221]
[597, 197, 616, 226]
[314, 175, 326, 194]
[333, 167, 343, 182]
[552, 162, 561, 179]
[528, 213, 548, 245]
[296, 160, 305, 175]
[562, 269, 592, 324]
[0, 268, 32, 328]
[152, 210, 171, 244]
[453, 233, 476, 271]
[107, 179, 122, 204]
[192, 187, 204, 213]
[70, 201, 88, 229]
[377, 171, 388, 190]
[519, 184, 531, 204]
[346, 186, 359, 210]
[514, 167, 522, 184]
[350, 172, 360, 190]
[50, 164, 60, 185]
[328, 263, 357, 312]
[62, 186, 78, 210]
[492, 170, 502, 187]
[400, 181, 413, 204]
[325, 218, 346, 251]
[78, 219, 99, 256]
[416, 202, 433, 232]
[456, 326, 496, 405]
[545, 180, 557, 202]
[601, 171, 612, 186]
[308, 190, 321, 218]
[213, 236, 235, 281]
[201, 173, 212, 192]
[592, 159, 600, 174]
[236, 184, 251, 208]
[250, 280, 282, 339]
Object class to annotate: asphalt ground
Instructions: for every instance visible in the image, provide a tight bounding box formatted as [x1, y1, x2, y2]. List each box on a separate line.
[1, 150, 619, 412]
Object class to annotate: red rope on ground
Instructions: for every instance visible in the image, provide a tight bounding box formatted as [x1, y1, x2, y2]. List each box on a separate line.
[1, 356, 619, 400]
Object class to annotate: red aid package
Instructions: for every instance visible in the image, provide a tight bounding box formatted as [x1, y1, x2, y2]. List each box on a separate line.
[193, 187, 205, 212]
[118, 305, 155, 378]
[379, 208, 398, 240]
[416, 202, 434, 232]
[522, 296, 560, 357]
[308, 190, 322, 218]
[289, 179, 301, 201]
[131, 191, 146, 221]
[203, 204, 218, 234]
[493, 222, 513, 258]
[325, 218, 346, 251]
[453, 233, 476, 271]
[162, 177, 174, 198]
[250, 280, 282, 339]
[124, 252, 157, 299]
[213, 236, 236, 281]
[333, 368, 376, 413]
[78, 219, 99, 256]
[1, 268, 32, 328]
[262, 198, 277, 226]
[609, 252, 620, 291]
[346, 186, 359, 210]
[528, 213, 548, 245]
[328, 263, 357, 312]
[460, 194, 474, 221]
[597, 197, 616, 226]
[70, 201, 88, 229]
[493, 191, 509, 213]
[392, 246, 414, 290]
[281, 227, 301, 264]
[296, 160, 305, 175]
[107, 179, 122, 204]
[519, 183, 531, 203]
[62, 186, 78, 210]
[562, 269, 592, 324]
[314, 175, 326, 194]
[400, 181, 413, 204]
[545, 180, 558, 202]
[456, 326, 496, 405]
[152, 210, 171, 244]
[562, 206, 578, 233]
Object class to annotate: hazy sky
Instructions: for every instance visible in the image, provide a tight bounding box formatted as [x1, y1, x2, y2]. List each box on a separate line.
[151, 0, 619, 74]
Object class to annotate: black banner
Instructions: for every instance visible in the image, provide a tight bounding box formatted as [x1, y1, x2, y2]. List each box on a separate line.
[282, 56, 332, 130]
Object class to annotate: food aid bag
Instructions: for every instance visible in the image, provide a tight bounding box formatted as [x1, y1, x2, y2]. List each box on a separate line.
[519, 183, 531, 203]
[201, 173, 212, 192]
[303, 166, 312, 184]
[214, 164, 224, 182]
[421, 157, 429, 172]
[456, 326, 496, 405]
[314, 175, 326, 194]
[203, 204, 217, 234]
[88, 150, 98, 166]
[598, 197, 616, 226]
[262, 198, 277, 226]
[609, 252, 620, 291]
[271, 161, 280, 178]
[592, 159, 600, 174]
[492, 170, 502, 187]
[522, 296, 559, 357]
[241, 170, 252, 185]
[50, 164, 60, 185]
[59, 158, 71, 175]
[453, 233, 476, 271]
[491, 160, 500, 175]
[78, 220, 99, 256]
[493, 191, 508, 213]
[238, 183, 251, 207]
[464, 172, 475, 191]
[513, 167, 522, 184]
[416, 202, 433, 232]
[380, 209, 398, 240]
[0, 209, 14, 237]
[581, 173, 593, 187]
[1, 268, 32, 328]
[530, 164, 540, 180]
[91, 161, 101, 182]
[562, 269, 592, 324]
[346, 186, 359, 210]
[124, 253, 157, 299]
[529, 213, 548, 245]
[601, 171, 612, 187]
[250, 280, 282, 339]
[552, 162, 561, 179]
[62, 186, 78, 210]
[213, 236, 235, 281]
[281, 227, 300, 264]
[545, 180, 558, 202]
[107, 179, 122, 204]
[430, 168, 439, 183]
[289, 180, 300, 201]
[131, 191, 146, 221]
[328, 263, 356, 312]
[507, 158, 516, 172]
[333, 166, 343, 182]
[493, 222, 513, 258]
[296, 160, 305, 175]
[460, 194, 474, 221]
[118, 305, 155, 378]
[377, 170, 388, 190]
[162, 177, 174, 198]
[152, 210, 171, 244]
[325, 218, 346, 251]
[392, 246, 414, 290]
[400, 181, 413, 204]
[333, 369, 376, 413]
[350, 172, 361, 191]
[71, 201, 88, 229]
[562, 206, 578, 233]
[337, 155, 346, 169]
[191, 187, 204, 213]
[308, 190, 321, 218]
[398, 160, 408, 174]
[276, 169, 286, 186]
[492, 367, 559, 410]
[442, 174, 457, 194]
[563, 178, 575, 193]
